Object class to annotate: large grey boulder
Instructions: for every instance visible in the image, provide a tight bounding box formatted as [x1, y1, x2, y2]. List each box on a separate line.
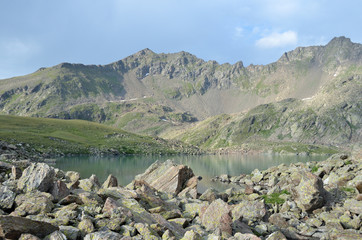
[134, 160, 195, 195]
[0, 216, 58, 239]
[17, 163, 55, 193]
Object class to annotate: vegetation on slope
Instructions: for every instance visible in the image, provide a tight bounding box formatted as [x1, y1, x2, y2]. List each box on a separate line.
[0, 115, 199, 155]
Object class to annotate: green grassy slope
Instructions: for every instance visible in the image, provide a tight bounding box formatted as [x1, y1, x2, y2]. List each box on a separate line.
[0, 115, 198, 155]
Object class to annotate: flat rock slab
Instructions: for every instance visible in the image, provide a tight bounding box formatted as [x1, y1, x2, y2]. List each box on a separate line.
[0, 216, 58, 239]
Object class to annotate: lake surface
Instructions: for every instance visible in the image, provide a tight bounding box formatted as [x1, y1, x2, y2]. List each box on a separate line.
[55, 154, 327, 192]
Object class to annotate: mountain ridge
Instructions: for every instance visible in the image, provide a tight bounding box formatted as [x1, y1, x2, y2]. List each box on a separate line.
[0, 36, 361, 152]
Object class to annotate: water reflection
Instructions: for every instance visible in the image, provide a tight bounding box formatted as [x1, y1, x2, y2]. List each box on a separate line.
[55, 154, 326, 192]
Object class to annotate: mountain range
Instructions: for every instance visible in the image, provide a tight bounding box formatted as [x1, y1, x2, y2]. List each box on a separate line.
[0, 36, 361, 153]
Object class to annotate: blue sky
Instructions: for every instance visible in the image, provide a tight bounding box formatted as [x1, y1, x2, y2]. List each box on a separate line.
[1, 0, 361, 79]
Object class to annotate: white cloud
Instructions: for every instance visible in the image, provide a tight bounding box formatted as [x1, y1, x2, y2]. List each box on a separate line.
[255, 31, 298, 48]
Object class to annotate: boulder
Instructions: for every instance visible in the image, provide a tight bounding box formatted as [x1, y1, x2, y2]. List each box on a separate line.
[0, 185, 16, 210]
[152, 213, 186, 239]
[78, 218, 94, 236]
[12, 191, 54, 216]
[134, 160, 195, 195]
[268, 213, 289, 229]
[178, 176, 199, 199]
[50, 180, 70, 202]
[65, 171, 80, 183]
[231, 200, 266, 222]
[17, 163, 55, 193]
[233, 233, 261, 240]
[84, 231, 123, 240]
[266, 231, 287, 240]
[292, 170, 326, 212]
[182, 230, 202, 240]
[0, 216, 58, 239]
[343, 199, 362, 214]
[134, 223, 160, 239]
[102, 174, 118, 188]
[200, 199, 232, 235]
[79, 174, 101, 192]
[44, 231, 67, 240]
[199, 188, 227, 202]
[19, 234, 41, 240]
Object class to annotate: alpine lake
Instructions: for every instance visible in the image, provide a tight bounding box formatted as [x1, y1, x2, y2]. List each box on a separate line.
[55, 153, 327, 193]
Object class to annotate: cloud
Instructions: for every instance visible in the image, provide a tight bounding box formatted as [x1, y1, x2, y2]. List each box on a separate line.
[255, 31, 298, 48]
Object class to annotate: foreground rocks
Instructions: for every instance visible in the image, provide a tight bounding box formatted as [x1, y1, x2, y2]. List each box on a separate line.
[0, 154, 361, 239]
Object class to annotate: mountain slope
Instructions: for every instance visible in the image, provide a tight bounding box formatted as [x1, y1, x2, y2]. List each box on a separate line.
[0, 115, 199, 155]
[165, 64, 362, 152]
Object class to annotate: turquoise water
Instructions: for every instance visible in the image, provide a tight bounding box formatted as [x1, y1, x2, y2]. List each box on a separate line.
[55, 154, 326, 192]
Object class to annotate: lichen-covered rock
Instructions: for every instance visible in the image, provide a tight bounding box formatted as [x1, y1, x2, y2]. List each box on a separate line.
[78, 218, 95, 236]
[182, 202, 208, 219]
[79, 174, 101, 192]
[251, 169, 263, 183]
[84, 230, 123, 240]
[50, 180, 70, 202]
[65, 171, 80, 183]
[231, 200, 266, 222]
[178, 176, 199, 199]
[292, 170, 325, 212]
[201, 199, 232, 235]
[233, 233, 261, 240]
[266, 231, 287, 240]
[12, 191, 54, 216]
[181, 230, 202, 240]
[268, 213, 289, 229]
[134, 160, 195, 195]
[59, 226, 80, 240]
[102, 174, 118, 189]
[19, 234, 41, 240]
[0, 185, 16, 210]
[134, 223, 161, 240]
[120, 225, 137, 237]
[0, 216, 58, 239]
[53, 202, 78, 221]
[152, 213, 186, 239]
[199, 188, 225, 203]
[343, 199, 362, 214]
[44, 231, 67, 240]
[17, 163, 55, 192]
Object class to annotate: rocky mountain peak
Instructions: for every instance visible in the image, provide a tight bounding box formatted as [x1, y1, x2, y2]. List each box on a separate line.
[327, 36, 352, 46]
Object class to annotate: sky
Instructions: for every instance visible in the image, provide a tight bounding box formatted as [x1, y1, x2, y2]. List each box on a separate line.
[1, 0, 362, 79]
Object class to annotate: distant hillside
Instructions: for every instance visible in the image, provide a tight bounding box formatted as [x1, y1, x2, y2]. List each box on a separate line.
[0, 115, 199, 155]
[0, 36, 361, 152]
